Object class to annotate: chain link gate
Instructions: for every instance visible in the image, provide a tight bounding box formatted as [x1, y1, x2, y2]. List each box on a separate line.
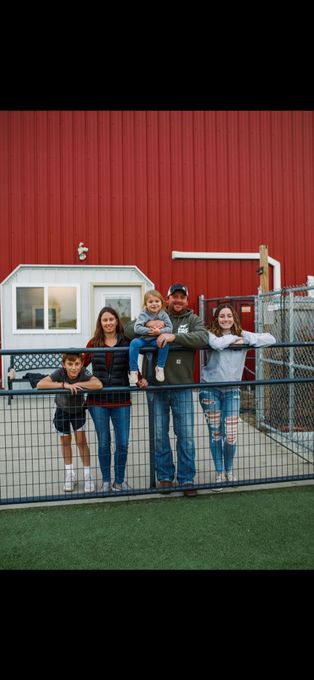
[255, 284, 314, 462]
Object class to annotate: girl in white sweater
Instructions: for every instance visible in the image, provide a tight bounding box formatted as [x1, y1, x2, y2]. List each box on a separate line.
[199, 303, 276, 485]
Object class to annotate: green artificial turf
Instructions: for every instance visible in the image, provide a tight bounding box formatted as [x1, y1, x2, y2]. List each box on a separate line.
[0, 486, 313, 570]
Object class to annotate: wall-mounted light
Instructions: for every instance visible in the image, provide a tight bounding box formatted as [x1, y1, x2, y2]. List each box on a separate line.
[256, 266, 264, 275]
[78, 242, 88, 261]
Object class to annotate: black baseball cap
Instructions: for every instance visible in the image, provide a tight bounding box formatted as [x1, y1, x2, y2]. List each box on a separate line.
[167, 283, 189, 297]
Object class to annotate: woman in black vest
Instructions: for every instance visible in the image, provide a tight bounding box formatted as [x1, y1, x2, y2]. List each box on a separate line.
[84, 306, 147, 493]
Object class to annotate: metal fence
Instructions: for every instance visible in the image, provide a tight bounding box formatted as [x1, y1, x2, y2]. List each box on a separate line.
[0, 346, 313, 506]
[199, 284, 314, 460]
[255, 284, 314, 457]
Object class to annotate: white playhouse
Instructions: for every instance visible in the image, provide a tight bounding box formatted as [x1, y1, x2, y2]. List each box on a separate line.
[1, 264, 154, 388]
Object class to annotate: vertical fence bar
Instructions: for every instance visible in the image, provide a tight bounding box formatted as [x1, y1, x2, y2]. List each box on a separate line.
[199, 294, 206, 376]
[255, 290, 263, 428]
[141, 350, 156, 489]
[288, 291, 295, 438]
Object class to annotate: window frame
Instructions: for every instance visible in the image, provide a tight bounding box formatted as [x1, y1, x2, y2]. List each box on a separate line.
[12, 284, 81, 334]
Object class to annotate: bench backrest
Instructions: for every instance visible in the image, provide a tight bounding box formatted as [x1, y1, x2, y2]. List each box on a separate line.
[11, 353, 63, 373]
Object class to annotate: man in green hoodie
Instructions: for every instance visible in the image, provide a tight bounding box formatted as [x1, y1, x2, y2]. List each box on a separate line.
[125, 283, 208, 496]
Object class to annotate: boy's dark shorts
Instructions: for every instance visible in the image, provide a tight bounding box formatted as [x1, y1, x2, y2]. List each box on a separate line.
[53, 407, 86, 435]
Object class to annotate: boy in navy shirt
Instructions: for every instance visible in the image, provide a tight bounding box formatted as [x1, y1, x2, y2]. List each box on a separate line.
[37, 353, 102, 492]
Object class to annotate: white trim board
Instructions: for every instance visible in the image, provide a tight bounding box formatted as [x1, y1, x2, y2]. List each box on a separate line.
[0, 264, 154, 288]
[172, 251, 281, 290]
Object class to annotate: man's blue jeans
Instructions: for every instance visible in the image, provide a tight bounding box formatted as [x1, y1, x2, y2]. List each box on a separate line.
[199, 388, 240, 473]
[129, 337, 169, 371]
[89, 405, 130, 484]
[153, 388, 196, 485]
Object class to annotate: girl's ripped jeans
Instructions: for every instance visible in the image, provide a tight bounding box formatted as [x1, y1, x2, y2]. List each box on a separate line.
[199, 387, 240, 473]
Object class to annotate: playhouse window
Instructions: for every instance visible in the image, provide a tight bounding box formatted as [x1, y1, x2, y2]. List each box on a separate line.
[48, 287, 77, 329]
[14, 286, 79, 333]
[16, 288, 45, 329]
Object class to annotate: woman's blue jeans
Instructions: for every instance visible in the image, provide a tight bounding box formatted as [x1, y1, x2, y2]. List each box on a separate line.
[153, 388, 195, 484]
[129, 337, 169, 371]
[199, 388, 240, 473]
[89, 405, 130, 484]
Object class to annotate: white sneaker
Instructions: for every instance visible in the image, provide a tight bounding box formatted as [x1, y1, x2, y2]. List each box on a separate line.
[111, 481, 132, 492]
[64, 471, 76, 492]
[225, 472, 237, 482]
[155, 366, 165, 382]
[214, 473, 223, 491]
[129, 371, 138, 386]
[84, 478, 95, 492]
[102, 481, 111, 493]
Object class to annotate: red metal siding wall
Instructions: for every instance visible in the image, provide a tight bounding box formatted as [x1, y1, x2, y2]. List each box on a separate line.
[0, 110, 314, 312]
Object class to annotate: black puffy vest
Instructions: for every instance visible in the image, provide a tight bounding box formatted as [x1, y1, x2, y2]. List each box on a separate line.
[90, 335, 130, 405]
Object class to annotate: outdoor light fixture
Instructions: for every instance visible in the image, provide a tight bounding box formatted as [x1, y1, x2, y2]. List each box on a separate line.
[78, 242, 88, 260]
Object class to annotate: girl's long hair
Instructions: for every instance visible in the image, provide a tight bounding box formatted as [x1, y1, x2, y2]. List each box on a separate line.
[91, 306, 125, 346]
[210, 303, 242, 337]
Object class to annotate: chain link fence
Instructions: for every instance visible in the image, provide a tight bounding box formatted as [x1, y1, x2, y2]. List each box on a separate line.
[199, 285, 314, 463]
[255, 284, 314, 460]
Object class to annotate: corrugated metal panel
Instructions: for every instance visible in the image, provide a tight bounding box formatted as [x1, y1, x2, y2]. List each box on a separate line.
[0, 112, 10, 277]
[146, 111, 160, 283]
[134, 111, 149, 271]
[158, 111, 172, 295]
[48, 111, 61, 264]
[1, 110, 314, 313]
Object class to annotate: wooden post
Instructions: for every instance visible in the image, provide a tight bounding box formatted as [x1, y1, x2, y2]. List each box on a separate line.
[259, 244, 269, 293]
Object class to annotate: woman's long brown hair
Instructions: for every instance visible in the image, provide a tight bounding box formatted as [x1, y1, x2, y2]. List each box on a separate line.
[91, 306, 125, 346]
[210, 303, 242, 337]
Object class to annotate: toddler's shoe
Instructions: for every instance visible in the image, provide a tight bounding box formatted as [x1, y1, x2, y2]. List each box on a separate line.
[129, 371, 138, 386]
[155, 366, 165, 382]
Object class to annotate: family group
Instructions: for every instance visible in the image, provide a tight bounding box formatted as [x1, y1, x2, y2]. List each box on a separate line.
[37, 284, 275, 496]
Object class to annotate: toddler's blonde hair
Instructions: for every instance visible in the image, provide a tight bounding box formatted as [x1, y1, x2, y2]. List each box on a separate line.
[143, 289, 166, 309]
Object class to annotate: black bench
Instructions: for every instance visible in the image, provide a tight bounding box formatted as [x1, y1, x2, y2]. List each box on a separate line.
[7, 353, 63, 405]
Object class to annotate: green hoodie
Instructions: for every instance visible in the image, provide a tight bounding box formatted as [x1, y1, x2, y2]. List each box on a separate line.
[125, 307, 208, 384]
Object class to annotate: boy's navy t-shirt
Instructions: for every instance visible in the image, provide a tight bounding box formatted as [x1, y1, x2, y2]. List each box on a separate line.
[50, 367, 92, 413]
